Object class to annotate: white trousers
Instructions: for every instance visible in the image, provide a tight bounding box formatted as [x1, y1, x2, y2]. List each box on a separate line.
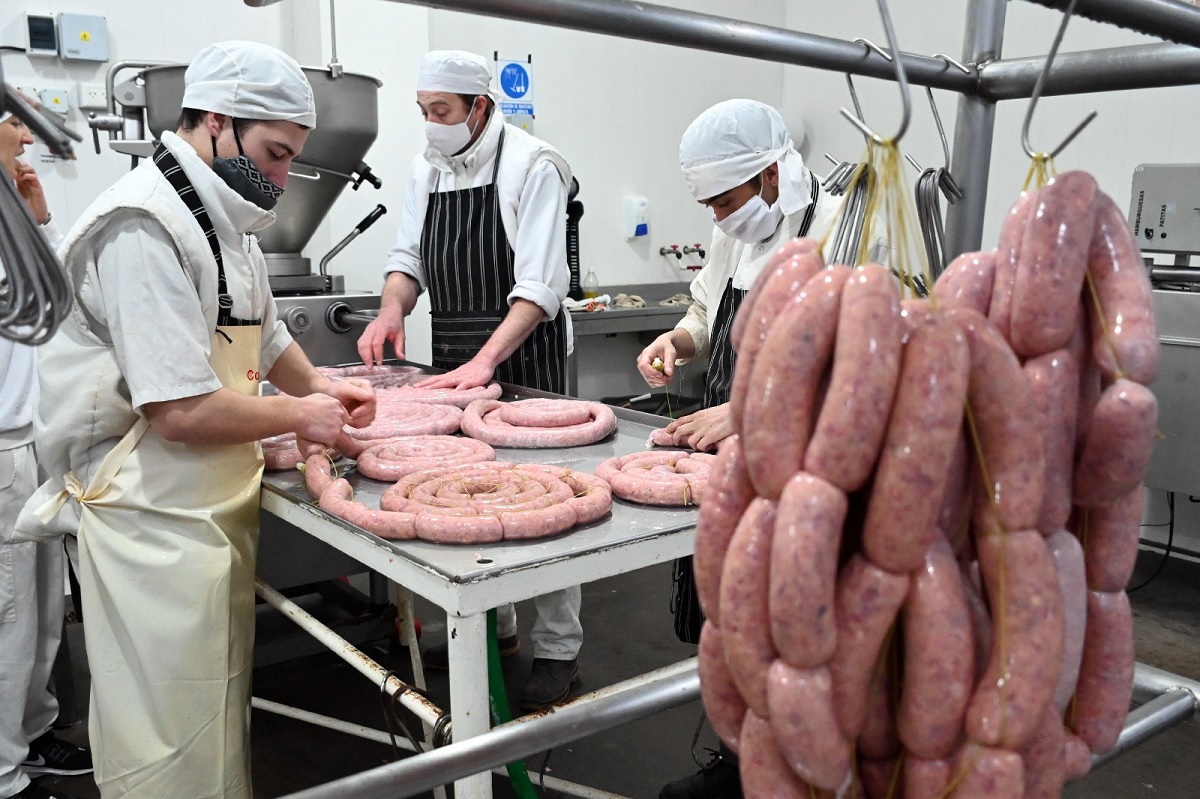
[0, 444, 63, 799]
[495, 586, 582, 660]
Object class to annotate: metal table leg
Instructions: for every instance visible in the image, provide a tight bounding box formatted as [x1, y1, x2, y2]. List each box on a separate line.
[447, 610, 493, 799]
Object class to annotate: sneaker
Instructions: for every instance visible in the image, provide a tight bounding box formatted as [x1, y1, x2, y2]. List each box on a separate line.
[659, 754, 742, 799]
[420, 634, 520, 671]
[520, 657, 581, 710]
[21, 732, 93, 776]
[13, 780, 82, 799]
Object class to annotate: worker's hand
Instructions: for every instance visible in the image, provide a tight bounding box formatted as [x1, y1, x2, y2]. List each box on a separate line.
[357, 307, 406, 368]
[665, 404, 734, 452]
[416, 359, 495, 391]
[14, 162, 50, 225]
[325, 377, 376, 429]
[637, 334, 677, 388]
[293, 392, 351, 448]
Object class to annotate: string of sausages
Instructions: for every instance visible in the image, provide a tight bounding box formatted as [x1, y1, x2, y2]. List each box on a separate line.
[302, 457, 612, 544]
[696, 170, 1157, 798]
[461, 398, 618, 448]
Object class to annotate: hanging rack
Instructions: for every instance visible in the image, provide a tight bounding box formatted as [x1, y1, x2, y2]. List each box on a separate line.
[1021, 0, 1100, 160]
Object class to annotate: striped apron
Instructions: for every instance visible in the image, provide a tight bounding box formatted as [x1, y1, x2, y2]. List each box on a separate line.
[420, 129, 568, 394]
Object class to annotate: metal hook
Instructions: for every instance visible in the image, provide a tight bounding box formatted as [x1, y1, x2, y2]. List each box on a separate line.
[924, 87, 952, 175]
[841, 0, 911, 145]
[933, 53, 971, 74]
[853, 37, 893, 62]
[1020, 0, 1098, 160]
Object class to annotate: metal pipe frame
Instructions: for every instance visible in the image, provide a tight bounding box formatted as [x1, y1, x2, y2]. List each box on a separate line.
[255, 579, 448, 733]
[378, 0, 979, 93]
[1022, 0, 1200, 48]
[981, 43, 1200, 100]
[279, 658, 699, 799]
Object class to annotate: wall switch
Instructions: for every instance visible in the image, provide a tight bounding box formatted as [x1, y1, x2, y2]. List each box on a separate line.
[78, 82, 108, 110]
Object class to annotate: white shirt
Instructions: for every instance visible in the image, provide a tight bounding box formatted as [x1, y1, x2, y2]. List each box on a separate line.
[675, 187, 889, 359]
[0, 217, 62, 448]
[72, 131, 292, 410]
[385, 110, 572, 326]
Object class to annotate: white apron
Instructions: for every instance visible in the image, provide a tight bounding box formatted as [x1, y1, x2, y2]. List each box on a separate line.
[48, 323, 263, 798]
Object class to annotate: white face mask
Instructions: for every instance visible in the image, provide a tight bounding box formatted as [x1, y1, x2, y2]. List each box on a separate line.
[714, 180, 784, 243]
[425, 101, 483, 156]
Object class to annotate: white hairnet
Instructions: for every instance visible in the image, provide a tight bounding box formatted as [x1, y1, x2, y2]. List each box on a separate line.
[416, 50, 497, 99]
[679, 99, 811, 214]
[182, 41, 316, 129]
[0, 110, 10, 124]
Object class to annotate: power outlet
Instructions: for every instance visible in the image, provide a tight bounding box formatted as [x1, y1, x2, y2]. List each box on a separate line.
[78, 82, 107, 110]
[14, 85, 42, 103]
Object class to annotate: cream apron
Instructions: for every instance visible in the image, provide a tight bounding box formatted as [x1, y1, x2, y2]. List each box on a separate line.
[32, 142, 267, 798]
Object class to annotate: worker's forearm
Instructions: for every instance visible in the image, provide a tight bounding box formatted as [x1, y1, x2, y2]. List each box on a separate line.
[143, 389, 305, 446]
[668, 328, 698, 361]
[265, 342, 332, 397]
[381, 271, 420, 317]
[475, 299, 547, 370]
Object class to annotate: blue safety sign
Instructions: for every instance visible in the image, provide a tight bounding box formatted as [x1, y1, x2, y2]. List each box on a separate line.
[499, 62, 530, 98]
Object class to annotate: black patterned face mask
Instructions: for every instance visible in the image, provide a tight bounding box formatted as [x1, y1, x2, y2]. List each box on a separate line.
[211, 120, 284, 211]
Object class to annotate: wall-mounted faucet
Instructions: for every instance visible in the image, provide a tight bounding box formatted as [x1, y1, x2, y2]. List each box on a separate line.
[659, 245, 683, 260]
[682, 243, 706, 259]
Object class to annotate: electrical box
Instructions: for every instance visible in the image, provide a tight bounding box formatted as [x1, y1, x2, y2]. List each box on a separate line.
[24, 14, 58, 57]
[39, 88, 69, 115]
[78, 82, 107, 110]
[623, 195, 650, 240]
[57, 13, 108, 62]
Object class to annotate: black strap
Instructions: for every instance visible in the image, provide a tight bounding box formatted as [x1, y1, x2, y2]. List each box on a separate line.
[796, 170, 821, 238]
[153, 146, 260, 327]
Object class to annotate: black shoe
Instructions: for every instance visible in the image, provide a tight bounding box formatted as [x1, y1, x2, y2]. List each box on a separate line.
[21, 731, 93, 776]
[421, 634, 520, 671]
[520, 657, 581, 710]
[659, 754, 743, 799]
[13, 780, 82, 799]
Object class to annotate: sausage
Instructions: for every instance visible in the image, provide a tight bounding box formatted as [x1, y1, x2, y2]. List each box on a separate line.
[766, 662, 852, 791]
[966, 530, 1065, 750]
[899, 538, 975, 759]
[1010, 171, 1098, 357]
[1086, 192, 1158, 385]
[498, 398, 594, 428]
[697, 623, 747, 753]
[303, 453, 336, 497]
[499, 503, 579, 540]
[718, 498, 778, 716]
[414, 508, 505, 544]
[990, 189, 1039, 342]
[938, 430, 973, 553]
[693, 437, 756, 624]
[1073, 378, 1157, 507]
[376, 382, 503, 408]
[1063, 731, 1093, 780]
[1024, 348, 1080, 533]
[935, 250, 997, 315]
[737, 711, 821, 799]
[829, 554, 909, 739]
[1077, 487, 1143, 592]
[1071, 589, 1134, 753]
[962, 561, 993, 683]
[863, 312, 970, 573]
[462, 399, 618, 448]
[594, 451, 709, 506]
[905, 757, 952, 799]
[646, 428, 676, 447]
[859, 654, 902, 760]
[769, 472, 847, 668]
[318, 479, 418, 540]
[948, 744, 1024, 799]
[1048, 530, 1088, 713]
[557, 470, 613, 526]
[949, 307, 1045, 538]
[742, 267, 849, 498]
[729, 241, 825, 432]
[1074, 316, 1102, 453]
[804, 264, 903, 493]
[344, 400, 463, 440]
[355, 435, 496, 481]
[1020, 702, 1068, 799]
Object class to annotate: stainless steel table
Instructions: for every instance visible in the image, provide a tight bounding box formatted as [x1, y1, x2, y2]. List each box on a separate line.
[260, 397, 698, 799]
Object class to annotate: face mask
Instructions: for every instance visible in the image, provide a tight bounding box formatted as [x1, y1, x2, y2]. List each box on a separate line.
[211, 121, 283, 211]
[425, 100, 483, 156]
[714, 179, 784, 243]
